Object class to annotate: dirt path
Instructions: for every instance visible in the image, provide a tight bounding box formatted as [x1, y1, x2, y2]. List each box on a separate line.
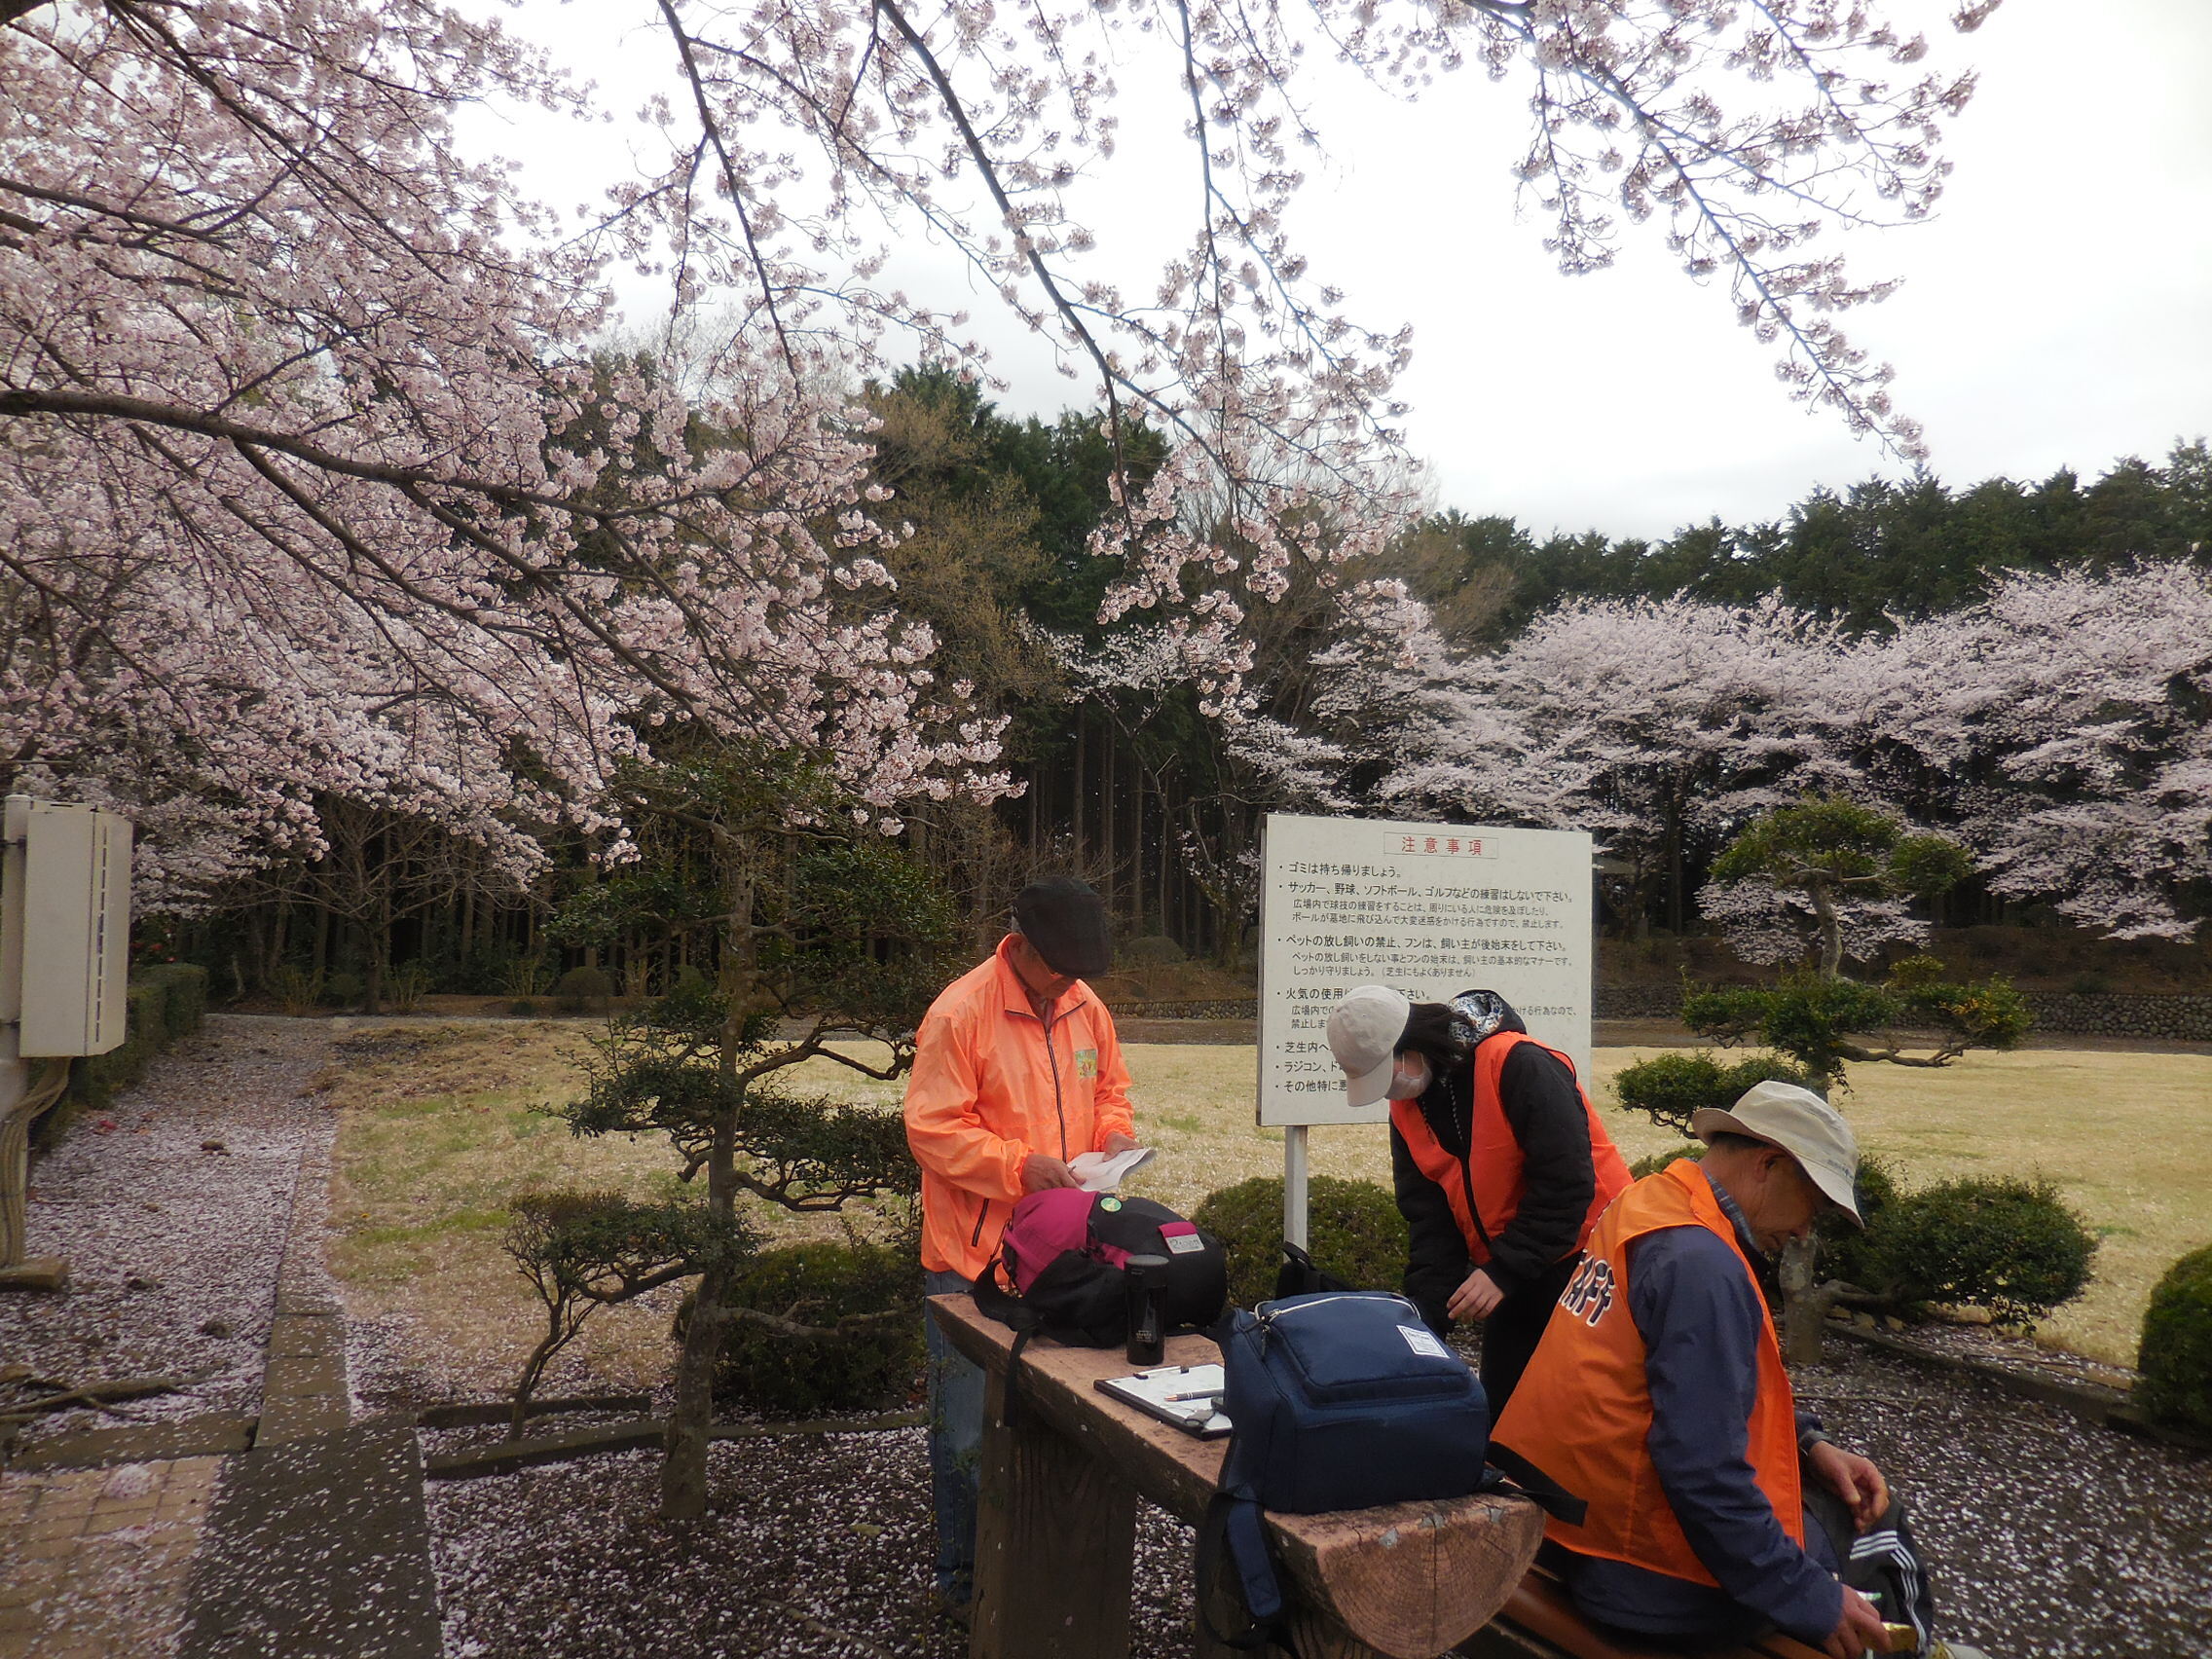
[0, 1016, 340, 1442]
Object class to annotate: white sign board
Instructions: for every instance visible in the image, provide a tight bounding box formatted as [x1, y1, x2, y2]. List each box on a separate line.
[1258, 813, 1593, 1128]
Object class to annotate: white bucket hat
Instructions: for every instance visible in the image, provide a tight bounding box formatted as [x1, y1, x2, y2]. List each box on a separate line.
[1326, 985, 1412, 1108]
[1691, 1080, 1863, 1226]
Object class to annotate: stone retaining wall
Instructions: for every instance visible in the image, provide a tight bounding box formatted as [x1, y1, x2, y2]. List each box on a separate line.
[2016, 991, 2212, 1042]
[1116, 988, 2212, 1042]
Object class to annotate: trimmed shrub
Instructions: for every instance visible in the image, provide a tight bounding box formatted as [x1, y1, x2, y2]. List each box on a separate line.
[1858, 1175, 2095, 1328]
[2135, 1243, 2212, 1433]
[143, 962, 208, 1037]
[552, 964, 615, 1014]
[1193, 1174, 1408, 1309]
[1816, 1152, 1901, 1287]
[1120, 935, 1188, 968]
[688, 1238, 924, 1417]
[1613, 1051, 1818, 1137]
[1628, 1142, 1704, 1181]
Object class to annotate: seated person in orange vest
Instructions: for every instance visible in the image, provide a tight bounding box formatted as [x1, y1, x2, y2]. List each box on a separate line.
[1493, 1084, 1976, 1659]
[903, 876, 1137, 1619]
[1326, 985, 1633, 1411]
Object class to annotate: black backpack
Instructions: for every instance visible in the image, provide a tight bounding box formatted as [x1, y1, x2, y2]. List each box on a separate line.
[970, 1188, 1227, 1346]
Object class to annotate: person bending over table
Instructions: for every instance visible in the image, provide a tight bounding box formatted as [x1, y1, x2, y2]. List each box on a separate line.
[1326, 984, 1632, 1411]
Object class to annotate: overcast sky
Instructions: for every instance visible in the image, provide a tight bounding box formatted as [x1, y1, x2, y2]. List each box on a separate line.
[466, 0, 2212, 542]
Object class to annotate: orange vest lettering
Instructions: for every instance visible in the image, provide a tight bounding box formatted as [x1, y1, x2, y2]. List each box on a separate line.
[1491, 1160, 1804, 1586]
[1388, 1031, 1632, 1268]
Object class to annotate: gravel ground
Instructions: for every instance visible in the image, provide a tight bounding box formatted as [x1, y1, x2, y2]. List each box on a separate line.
[428, 1342, 2212, 1659]
[1794, 1353, 2212, 1659]
[0, 1015, 337, 1441]
[429, 1428, 1204, 1659]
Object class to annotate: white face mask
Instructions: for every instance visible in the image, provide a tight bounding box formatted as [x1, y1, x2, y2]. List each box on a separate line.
[1383, 1053, 1432, 1100]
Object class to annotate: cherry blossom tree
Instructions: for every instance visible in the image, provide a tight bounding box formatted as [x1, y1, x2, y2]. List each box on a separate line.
[1841, 562, 2212, 940]
[1377, 593, 1855, 931]
[4, 0, 2005, 761]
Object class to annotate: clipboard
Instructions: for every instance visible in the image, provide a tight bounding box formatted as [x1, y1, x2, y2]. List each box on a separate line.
[1093, 1362, 1233, 1438]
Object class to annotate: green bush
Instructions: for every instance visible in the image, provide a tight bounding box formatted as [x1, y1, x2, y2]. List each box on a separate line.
[1628, 1142, 1704, 1180]
[1120, 935, 1188, 967]
[1612, 1051, 1818, 1137]
[322, 971, 364, 1009]
[1858, 1175, 2095, 1328]
[2135, 1243, 2212, 1433]
[1193, 1174, 1408, 1309]
[387, 961, 435, 1013]
[142, 962, 208, 1037]
[683, 1238, 924, 1417]
[1815, 1152, 1901, 1287]
[552, 964, 615, 1014]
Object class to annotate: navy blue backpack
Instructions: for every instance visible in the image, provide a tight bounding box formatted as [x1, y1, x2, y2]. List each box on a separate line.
[1199, 1288, 1586, 1649]
[1200, 1290, 1493, 1645]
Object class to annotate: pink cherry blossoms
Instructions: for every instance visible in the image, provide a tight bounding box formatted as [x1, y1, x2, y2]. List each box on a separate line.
[2, 0, 1009, 905]
[1296, 564, 2212, 943]
[4, 0, 2000, 906]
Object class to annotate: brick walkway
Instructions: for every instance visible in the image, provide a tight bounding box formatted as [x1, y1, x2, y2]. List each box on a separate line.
[0, 1457, 221, 1659]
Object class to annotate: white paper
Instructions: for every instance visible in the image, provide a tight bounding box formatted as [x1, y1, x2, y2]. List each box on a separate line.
[1069, 1146, 1155, 1192]
[1097, 1362, 1232, 1433]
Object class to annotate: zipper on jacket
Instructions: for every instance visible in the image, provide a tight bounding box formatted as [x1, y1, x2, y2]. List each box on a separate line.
[971, 1200, 990, 1249]
[1041, 1005, 1069, 1160]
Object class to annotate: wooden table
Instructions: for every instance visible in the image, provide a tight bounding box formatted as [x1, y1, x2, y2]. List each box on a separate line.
[931, 1294, 1545, 1659]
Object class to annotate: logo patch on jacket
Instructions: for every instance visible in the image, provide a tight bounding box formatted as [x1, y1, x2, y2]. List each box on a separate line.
[1074, 1047, 1098, 1078]
[1560, 1256, 1616, 1326]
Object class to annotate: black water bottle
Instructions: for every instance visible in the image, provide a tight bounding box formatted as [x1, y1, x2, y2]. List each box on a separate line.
[1124, 1253, 1170, 1367]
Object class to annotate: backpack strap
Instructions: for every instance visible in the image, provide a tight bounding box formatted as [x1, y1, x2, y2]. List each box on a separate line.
[968, 1251, 1039, 1430]
[1484, 1444, 1589, 1527]
[1197, 1493, 1300, 1656]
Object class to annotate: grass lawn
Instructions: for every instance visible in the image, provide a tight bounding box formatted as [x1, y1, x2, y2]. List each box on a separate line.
[326, 1023, 2212, 1399]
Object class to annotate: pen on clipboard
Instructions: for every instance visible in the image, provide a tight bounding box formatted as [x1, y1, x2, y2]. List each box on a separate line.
[1162, 1388, 1226, 1404]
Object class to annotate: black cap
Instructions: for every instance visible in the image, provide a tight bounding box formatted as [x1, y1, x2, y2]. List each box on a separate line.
[1013, 877, 1112, 977]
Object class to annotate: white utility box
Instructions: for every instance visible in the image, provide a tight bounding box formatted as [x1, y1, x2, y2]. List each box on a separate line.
[2, 795, 134, 1057]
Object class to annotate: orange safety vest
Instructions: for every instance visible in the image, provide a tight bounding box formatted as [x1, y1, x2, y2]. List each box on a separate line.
[1388, 1030, 1632, 1269]
[1491, 1159, 1805, 1585]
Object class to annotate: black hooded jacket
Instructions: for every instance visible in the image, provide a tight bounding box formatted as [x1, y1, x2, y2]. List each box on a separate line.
[1391, 992, 1600, 1335]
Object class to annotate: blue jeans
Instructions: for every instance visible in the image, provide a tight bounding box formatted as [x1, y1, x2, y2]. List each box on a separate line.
[923, 1269, 984, 1603]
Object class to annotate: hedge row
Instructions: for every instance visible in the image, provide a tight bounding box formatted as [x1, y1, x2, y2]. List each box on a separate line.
[40, 963, 210, 1144]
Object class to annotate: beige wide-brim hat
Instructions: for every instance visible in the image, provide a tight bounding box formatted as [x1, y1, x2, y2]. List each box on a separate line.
[1691, 1080, 1863, 1226]
[1326, 985, 1411, 1108]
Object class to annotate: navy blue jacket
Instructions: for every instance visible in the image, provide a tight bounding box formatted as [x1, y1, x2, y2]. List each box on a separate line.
[1557, 1170, 1842, 1647]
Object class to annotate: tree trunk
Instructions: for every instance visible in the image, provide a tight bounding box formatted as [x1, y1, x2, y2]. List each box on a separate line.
[661, 863, 756, 1521]
[662, 1099, 736, 1519]
[1808, 877, 1844, 980]
[1778, 1235, 1829, 1365]
[1073, 713, 1088, 857]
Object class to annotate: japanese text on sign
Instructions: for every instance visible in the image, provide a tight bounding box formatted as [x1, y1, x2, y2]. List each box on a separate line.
[1257, 813, 1593, 1128]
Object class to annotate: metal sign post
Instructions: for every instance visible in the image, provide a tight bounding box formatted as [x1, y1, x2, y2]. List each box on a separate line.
[1256, 812, 1595, 1250]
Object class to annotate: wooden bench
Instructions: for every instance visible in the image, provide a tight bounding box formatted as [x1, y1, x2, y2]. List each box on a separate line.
[1461, 1567, 1825, 1659]
[930, 1294, 1546, 1659]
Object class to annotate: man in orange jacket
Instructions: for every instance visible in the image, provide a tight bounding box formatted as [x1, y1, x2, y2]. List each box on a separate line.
[904, 875, 1137, 1617]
